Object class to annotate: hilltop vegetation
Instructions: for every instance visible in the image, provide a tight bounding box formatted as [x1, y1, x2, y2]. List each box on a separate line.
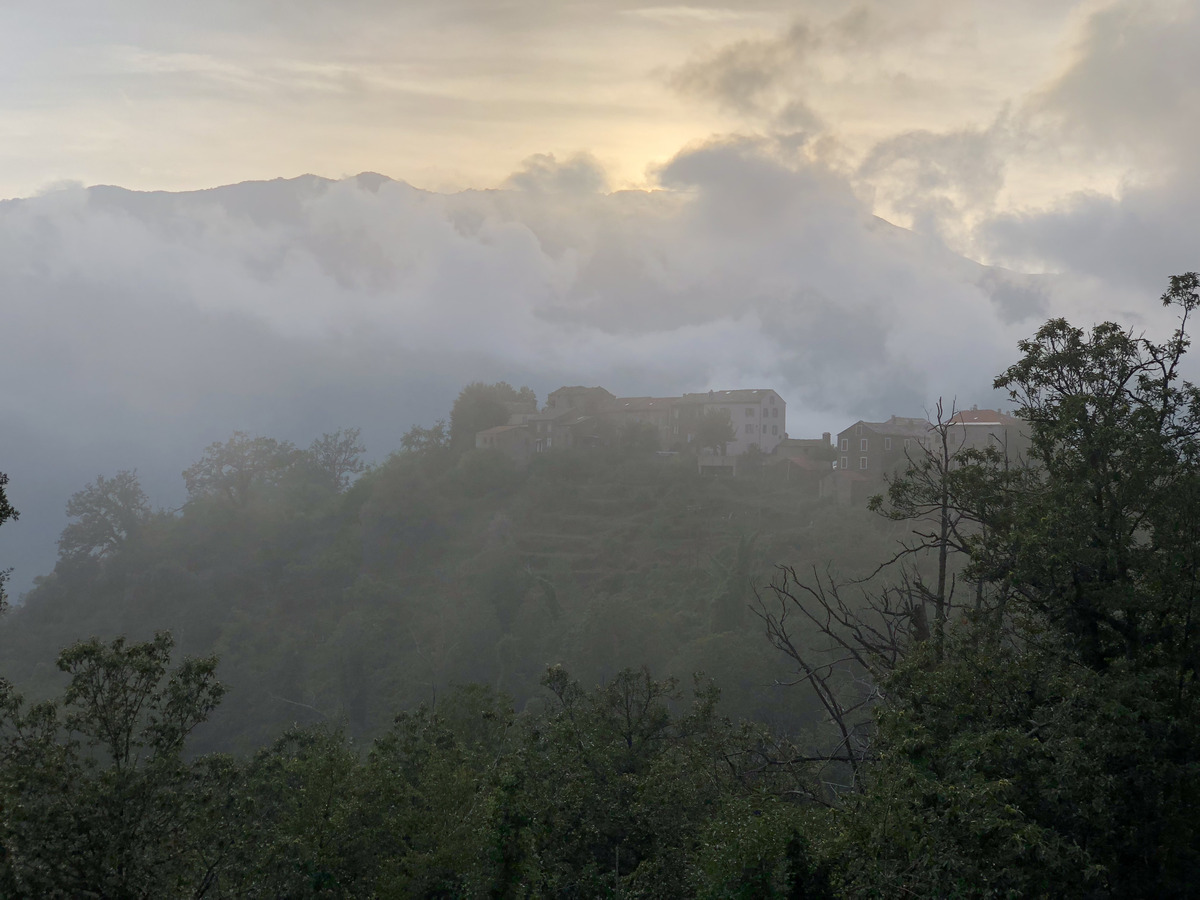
[0, 416, 877, 753]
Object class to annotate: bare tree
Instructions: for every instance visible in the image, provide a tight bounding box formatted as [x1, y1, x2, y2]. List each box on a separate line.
[753, 565, 919, 797]
[754, 399, 1016, 796]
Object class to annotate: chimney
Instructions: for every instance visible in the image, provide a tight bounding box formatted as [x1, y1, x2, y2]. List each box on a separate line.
[822, 432, 831, 445]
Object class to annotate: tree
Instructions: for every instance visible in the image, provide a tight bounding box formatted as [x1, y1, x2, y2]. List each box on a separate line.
[510, 667, 725, 897]
[695, 407, 736, 455]
[984, 272, 1200, 670]
[57, 470, 151, 561]
[762, 273, 1200, 896]
[307, 427, 367, 492]
[448, 382, 535, 452]
[0, 632, 226, 897]
[865, 398, 1019, 659]
[0, 471, 15, 530]
[182, 431, 299, 507]
[400, 418, 450, 456]
[0, 471, 17, 609]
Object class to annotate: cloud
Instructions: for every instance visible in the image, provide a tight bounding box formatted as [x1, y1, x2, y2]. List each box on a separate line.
[623, 7, 758, 24]
[665, 2, 962, 126]
[858, 118, 1010, 239]
[669, 21, 817, 116]
[0, 136, 1150, 595]
[503, 153, 611, 194]
[975, 1, 1200, 289]
[981, 179, 1200, 292]
[1025, 0, 1200, 172]
[667, 0, 1200, 294]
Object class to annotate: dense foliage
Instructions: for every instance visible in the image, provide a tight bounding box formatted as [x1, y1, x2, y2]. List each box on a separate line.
[0, 635, 829, 898]
[818, 273, 1200, 897]
[0, 404, 876, 754]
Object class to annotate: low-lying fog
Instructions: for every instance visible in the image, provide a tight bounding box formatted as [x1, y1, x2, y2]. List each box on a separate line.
[0, 141, 1184, 594]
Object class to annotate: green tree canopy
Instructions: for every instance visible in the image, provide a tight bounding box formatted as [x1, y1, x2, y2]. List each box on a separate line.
[400, 418, 450, 456]
[0, 471, 16, 609]
[449, 382, 536, 451]
[57, 470, 150, 561]
[0, 632, 225, 897]
[0, 471, 15, 530]
[182, 431, 300, 507]
[306, 427, 367, 492]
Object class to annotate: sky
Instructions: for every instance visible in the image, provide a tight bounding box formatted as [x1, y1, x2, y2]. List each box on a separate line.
[1, 0, 1198, 592]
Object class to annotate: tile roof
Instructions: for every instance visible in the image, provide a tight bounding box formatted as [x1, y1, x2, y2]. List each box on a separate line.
[842, 416, 932, 439]
[612, 396, 678, 412]
[947, 408, 1022, 426]
[680, 389, 779, 404]
[526, 406, 579, 422]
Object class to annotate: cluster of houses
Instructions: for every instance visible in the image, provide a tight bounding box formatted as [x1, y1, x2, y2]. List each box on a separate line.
[476, 385, 1028, 503]
[828, 408, 1029, 503]
[475, 385, 789, 461]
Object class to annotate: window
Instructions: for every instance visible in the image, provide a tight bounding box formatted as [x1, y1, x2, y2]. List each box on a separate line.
[860, 438, 868, 451]
[839, 456, 848, 469]
[904, 438, 911, 448]
[884, 437, 892, 450]
[772, 425, 778, 435]
[840, 438, 848, 451]
[745, 424, 753, 434]
[860, 457, 868, 469]
[746, 407, 754, 417]
[772, 407, 778, 418]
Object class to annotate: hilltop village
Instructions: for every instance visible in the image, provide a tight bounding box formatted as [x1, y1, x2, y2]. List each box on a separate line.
[475, 384, 1029, 503]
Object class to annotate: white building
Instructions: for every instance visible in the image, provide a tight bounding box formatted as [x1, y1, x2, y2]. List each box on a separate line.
[680, 389, 787, 455]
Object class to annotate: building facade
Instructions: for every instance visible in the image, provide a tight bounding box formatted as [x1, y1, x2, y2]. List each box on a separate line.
[835, 416, 932, 477]
[473, 385, 790, 463]
[678, 389, 787, 455]
[945, 407, 1030, 461]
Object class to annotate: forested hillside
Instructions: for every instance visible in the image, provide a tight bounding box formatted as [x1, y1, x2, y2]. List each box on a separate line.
[0, 412, 885, 754]
[2, 276, 1199, 897]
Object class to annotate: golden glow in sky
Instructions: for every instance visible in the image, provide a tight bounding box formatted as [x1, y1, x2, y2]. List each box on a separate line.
[2, 0, 1197, 263]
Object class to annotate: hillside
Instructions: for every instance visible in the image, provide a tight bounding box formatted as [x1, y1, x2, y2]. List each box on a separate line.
[0, 436, 897, 754]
